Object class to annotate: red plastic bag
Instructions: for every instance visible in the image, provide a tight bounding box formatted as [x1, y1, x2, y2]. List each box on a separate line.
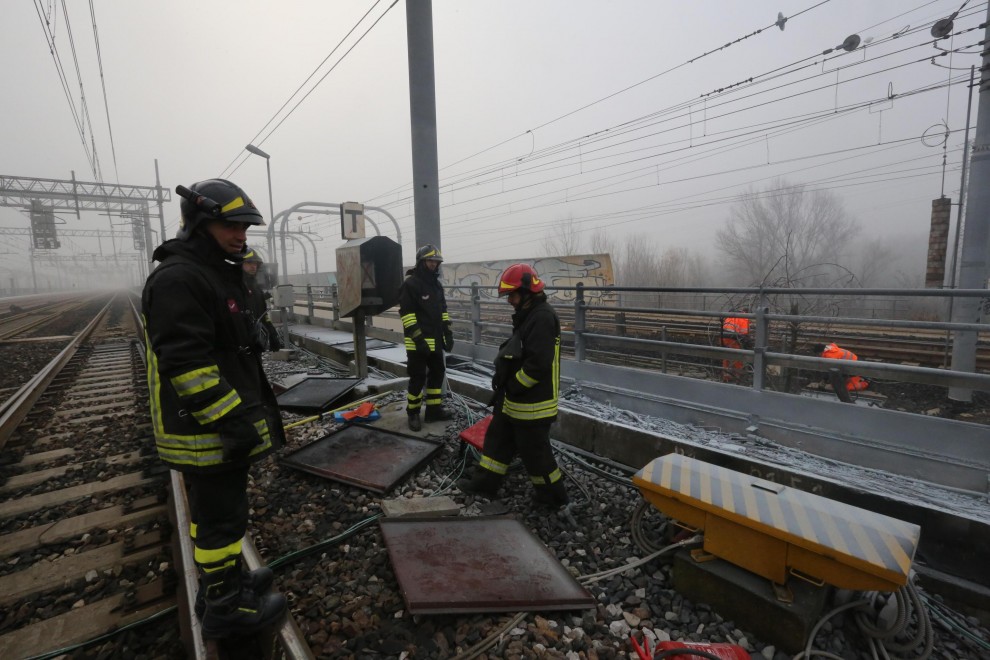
[458, 415, 492, 450]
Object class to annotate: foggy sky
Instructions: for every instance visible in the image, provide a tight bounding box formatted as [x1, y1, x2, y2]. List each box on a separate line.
[0, 0, 980, 288]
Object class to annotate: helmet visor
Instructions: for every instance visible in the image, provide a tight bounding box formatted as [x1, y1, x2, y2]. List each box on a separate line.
[220, 196, 265, 226]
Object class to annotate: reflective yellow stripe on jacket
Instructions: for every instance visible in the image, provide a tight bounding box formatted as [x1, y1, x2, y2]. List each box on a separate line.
[403, 337, 437, 351]
[144, 327, 272, 469]
[504, 337, 559, 421]
[170, 366, 221, 396]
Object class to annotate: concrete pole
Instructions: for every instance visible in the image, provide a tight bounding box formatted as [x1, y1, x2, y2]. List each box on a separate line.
[405, 0, 442, 252]
[949, 5, 990, 402]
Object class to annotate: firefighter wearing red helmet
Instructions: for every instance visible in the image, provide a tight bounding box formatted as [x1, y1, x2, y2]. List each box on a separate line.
[397, 244, 454, 431]
[458, 263, 569, 509]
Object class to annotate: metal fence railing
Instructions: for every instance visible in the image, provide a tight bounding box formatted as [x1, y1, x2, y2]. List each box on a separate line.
[283, 283, 990, 396]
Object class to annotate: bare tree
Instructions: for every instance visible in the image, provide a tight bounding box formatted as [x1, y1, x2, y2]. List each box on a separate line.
[851, 236, 898, 288]
[541, 214, 583, 256]
[715, 178, 860, 287]
[659, 247, 712, 287]
[589, 227, 615, 257]
[715, 179, 865, 392]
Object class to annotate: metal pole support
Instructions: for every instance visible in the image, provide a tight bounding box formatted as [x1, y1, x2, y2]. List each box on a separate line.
[306, 284, 314, 324]
[471, 283, 482, 345]
[660, 326, 668, 374]
[331, 284, 339, 321]
[574, 282, 587, 362]
[751, 295, 769, 391]
[353, 309, 368, 379]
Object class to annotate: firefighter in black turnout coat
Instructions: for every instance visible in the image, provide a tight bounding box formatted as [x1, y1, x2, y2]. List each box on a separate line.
[242, 249, 281, 352]
[141, 179, 286, 639]
[398, 244, 454, 431]
[458, 263, 569, 509]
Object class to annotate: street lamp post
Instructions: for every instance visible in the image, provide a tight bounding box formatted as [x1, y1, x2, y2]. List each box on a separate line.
[245, 144, 290, 353]
[244, 144, 275, 263]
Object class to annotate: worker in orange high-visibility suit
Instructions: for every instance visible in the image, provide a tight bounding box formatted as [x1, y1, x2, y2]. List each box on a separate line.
[813, 342, 869, 391]
[721, 308, 750, 382]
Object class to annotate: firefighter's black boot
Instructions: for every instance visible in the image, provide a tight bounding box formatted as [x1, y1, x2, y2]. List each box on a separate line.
[408, 412, 422, 432]
[532, 480, 569, 510]
[424, 406, 454, 423]
[195, 565, 275, 619]
[457, 469, 504, 499]
[200, 561, 287, 640]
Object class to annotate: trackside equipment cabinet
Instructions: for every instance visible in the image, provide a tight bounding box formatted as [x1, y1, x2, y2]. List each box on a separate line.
[633, 453, 920, 592]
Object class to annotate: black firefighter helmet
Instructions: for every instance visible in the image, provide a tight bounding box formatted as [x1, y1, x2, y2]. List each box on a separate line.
[415, 244, 443, 263]
[176, 179, 265, 241]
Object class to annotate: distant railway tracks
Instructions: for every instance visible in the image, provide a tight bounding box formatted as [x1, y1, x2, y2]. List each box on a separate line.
[577, 309, 990, 371]
[438, 299, 990, 375]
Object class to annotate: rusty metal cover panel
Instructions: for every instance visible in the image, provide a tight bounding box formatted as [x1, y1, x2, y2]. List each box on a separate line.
[379, 516, 596, 615]
[279, 424, 441, 493]
[275, 377, 359, 413]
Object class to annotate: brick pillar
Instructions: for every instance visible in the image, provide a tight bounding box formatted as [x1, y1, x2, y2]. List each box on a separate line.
[925, 197, 951, 288]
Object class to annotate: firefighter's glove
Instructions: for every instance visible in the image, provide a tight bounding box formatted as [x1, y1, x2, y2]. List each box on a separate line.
[218, 414, 264, 462]
[415, 337, 431, 355]
[443, 329, 454, 352]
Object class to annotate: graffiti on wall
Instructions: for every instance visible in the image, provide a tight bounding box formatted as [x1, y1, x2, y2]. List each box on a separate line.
[441, 254, 614, 303]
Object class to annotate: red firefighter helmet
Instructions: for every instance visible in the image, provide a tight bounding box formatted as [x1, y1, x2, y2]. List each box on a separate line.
[498, 263, 544, 296]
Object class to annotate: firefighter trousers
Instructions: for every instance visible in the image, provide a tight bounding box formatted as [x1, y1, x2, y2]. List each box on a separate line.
[406, 350, 446, 415]
[184, 467, 250, 571]
[477, 412, 565, 499]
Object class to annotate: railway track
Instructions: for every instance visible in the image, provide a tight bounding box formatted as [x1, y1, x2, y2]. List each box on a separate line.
[0, 297, 178, 657]
[0, 295, 312, 659]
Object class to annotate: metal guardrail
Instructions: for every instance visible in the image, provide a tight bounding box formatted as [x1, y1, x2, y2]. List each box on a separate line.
[280, 283, 990, 394]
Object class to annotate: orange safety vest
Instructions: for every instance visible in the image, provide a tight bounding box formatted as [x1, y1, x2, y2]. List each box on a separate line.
[820, 343, 868, 391]
[821, 343, 857, 361]
[723, 317, 750, 336]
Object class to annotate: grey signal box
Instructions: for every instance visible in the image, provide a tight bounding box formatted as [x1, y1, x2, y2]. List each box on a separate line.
[335, 236, 402, 318]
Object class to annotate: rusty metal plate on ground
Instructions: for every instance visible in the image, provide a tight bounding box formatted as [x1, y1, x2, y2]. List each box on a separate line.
[280, 424, 441, 493]
[275, 376, 359, 413]
[379, 516, 596, 614]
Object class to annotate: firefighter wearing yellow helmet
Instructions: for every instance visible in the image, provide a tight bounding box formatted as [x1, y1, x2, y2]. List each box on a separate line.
[397, 244, 454, 431]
